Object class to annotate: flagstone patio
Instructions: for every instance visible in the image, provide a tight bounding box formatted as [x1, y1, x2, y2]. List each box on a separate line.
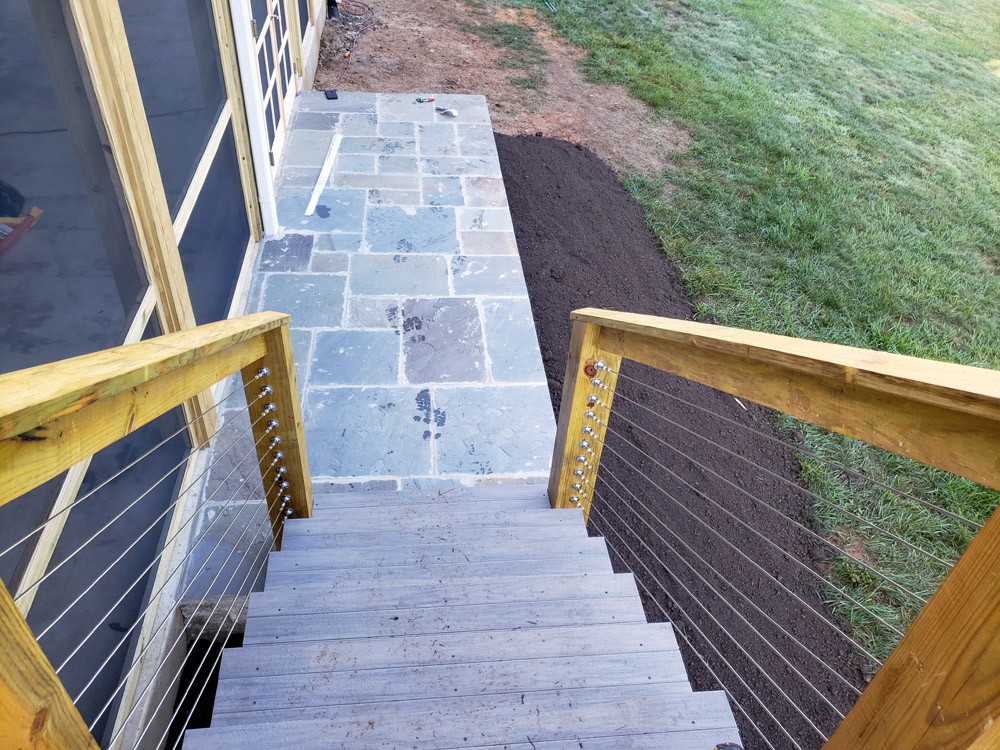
[249, 91, 555, 491]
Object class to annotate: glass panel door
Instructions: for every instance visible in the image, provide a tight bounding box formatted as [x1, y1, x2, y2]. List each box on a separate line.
[254, 0, 296, 169]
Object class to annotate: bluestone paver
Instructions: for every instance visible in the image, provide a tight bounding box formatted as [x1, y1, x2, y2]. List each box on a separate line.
[305, 387, 432, 476]
[434, 385, 554, 475]
[402, 298, 485, 383]
[351, 254, 450, 296]
[366, 206, 460, 254]
[451, 256, 526, 296]
[311, 330, 400, 386]
[259, 274, 345, 328]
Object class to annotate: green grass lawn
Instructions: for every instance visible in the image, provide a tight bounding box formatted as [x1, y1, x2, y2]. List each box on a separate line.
[517, 0, 1000, 661]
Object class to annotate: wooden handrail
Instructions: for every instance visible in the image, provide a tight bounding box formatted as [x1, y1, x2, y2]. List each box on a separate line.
[0, 583, 99, 750]
[0, 311, 313, 746]
[549, 307, 1000, 750]
[0, 309, 312, 522]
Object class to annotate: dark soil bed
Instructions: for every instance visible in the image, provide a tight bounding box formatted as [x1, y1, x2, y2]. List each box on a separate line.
[496, 134, 866, 750]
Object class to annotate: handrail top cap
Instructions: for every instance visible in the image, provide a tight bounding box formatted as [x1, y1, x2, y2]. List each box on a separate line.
[569, 307, 1000, 410]
[0, 311, 291, 440]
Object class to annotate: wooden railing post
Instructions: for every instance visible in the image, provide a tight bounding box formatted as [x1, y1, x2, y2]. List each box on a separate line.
[554, 307, 1000, 749]
[0, 580, 99, 749]
[547, 320, 622, 520]
[241, 321, 313, 548]
[825, 502, 1000, 749]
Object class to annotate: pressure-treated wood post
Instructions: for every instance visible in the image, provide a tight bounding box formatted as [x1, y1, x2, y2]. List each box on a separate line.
[241, 321, 313, 549]
[825, 500, 1000, 749]
[547, 320, 622, 521]
[64, 0, 217, 446]
[0, 581, 100, 749]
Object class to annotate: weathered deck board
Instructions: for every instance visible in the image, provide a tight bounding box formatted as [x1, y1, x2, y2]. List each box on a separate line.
[188, 684, 736, 742]
[265, 536, 611, 573]
[279, 524, 589, 551]
[242, 596, 648, 645]
[263, 554, 614, 589]
[219, 622, 678, 678]
[311, 486, 549, 510]
[247, 573, 639, 616]
[193, 483, 740, 749]
[212, 651, 691, 717]
[295, 507, 583, 532]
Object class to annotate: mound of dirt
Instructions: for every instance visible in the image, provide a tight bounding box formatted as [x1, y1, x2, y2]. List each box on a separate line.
[316, 0, 688, 175]
[497, 133, 865, 750]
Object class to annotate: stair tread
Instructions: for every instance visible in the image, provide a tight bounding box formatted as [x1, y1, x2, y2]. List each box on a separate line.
[242, 596, 648, 645]
[213, 650, 692, 717]
[192, 481, 739, 747]
[279, 524, 589, 551]
[311, 485, 549, 510]
[264, 555, 613, 590]
[184, 684, 736, 744]
[293, 507, 583, 532]
[219, 622, 679, 678]
[247, 573, 640, 617]
[266, 536, 610, 572]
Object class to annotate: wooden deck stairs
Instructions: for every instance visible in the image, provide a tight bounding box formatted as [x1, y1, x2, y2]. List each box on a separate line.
[183, 484, 741, 749]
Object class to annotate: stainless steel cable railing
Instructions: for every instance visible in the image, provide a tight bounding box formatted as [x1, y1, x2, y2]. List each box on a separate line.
[0, 312, 313, 749]
[547, 308, 1000, 750]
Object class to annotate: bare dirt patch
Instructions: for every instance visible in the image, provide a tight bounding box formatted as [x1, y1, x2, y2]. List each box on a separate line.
[498, 133, 867, 749]
[316, 0, 688, 175]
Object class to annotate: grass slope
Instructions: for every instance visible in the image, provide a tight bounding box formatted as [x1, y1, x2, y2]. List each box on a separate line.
[525, 0, 1000, 660]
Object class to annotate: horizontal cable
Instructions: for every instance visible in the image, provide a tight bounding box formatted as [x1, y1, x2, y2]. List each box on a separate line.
[62, 441, 279, 683]
[610, 389, 954, 571]
[595, 436, 905, 642]
[595, 419, 927, 607]
[612, 369, 982, 529]
[596, 467, 865, 695]
[596, 532, 780, 750]
[591, 492, 836, 737]
[590, 503, 805, 750]
[28, 406, 277, 631]
[106, 499, 276, 744]
[162, 519, 278, 750]
[89, 475, 278, 734]
[0, 375, 265, 561]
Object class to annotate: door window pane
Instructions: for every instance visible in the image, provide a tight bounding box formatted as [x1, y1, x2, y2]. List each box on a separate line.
[178, 126, 251, 324]
[298, 0, 312, 37]
[121, 0, 228, 214]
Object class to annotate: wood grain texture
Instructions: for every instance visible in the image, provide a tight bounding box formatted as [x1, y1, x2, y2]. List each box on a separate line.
[265, 535, 612, 573]
[564, 309, 1000, 749]
[573, 308, 1000, 416]
[212, 651, 690, 716]
[263, 553, 613, 589]
[278, 524, 589, 552]
[185, 684, 734, 742]
[966, 719, 1000, 750]
[576, 310, 1000, 490]
[64, 0, 219, 443]
[0, 312, 285, 441]
[242, 595, 648, 645]
[312, 485, 550, 510]
[0, 313, 285, 506]
[219, 621, 677, 678]
[241, 323, 314, 549]
[547, 320, 623, 518]
[295, 507, 583, 532]
[0, 581, 99, 750]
